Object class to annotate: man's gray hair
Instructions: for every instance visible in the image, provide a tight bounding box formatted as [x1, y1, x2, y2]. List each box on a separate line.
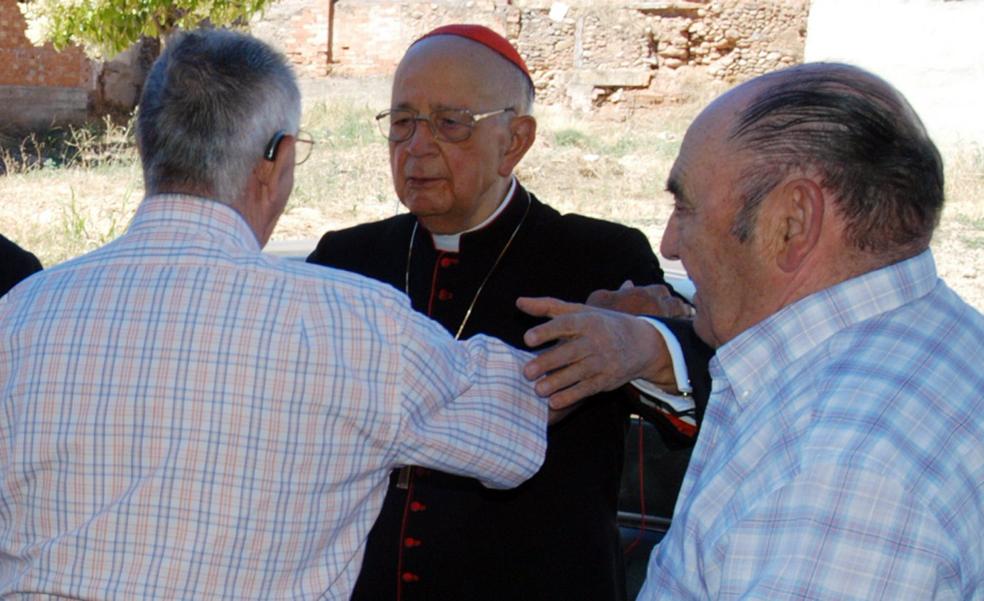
[513, 71, 535, 116]
[137, 29, 301, 205]
[727, 62, 944, 256]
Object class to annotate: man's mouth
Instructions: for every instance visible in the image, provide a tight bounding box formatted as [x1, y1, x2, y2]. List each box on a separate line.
[405, 176, 442, 187]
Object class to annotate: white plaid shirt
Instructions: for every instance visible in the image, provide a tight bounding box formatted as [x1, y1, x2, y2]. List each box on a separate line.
[0, 195, 547, 599]
[639, 250, 984, 600]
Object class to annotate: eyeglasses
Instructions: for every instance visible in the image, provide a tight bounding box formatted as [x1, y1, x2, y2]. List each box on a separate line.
[375, 107, 515, 143]
[264, 129, 315, 165]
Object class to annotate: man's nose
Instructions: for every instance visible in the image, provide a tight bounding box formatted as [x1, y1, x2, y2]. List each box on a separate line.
[405, 117, 439, 153]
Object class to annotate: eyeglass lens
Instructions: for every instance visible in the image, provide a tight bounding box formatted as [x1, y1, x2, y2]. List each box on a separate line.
[294, 132, 314, 165]
[377, 109, 477, 143]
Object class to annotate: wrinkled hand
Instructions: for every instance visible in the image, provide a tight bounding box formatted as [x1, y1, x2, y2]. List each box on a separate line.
[517, 296, 670, 410]
[587, 280, 693, 318]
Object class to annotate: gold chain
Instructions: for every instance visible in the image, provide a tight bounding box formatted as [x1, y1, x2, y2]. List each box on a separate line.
[404, 194, 532, 340]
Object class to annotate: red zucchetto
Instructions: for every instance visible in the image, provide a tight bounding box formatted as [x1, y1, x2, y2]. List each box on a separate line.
[411, 24, 532, 82]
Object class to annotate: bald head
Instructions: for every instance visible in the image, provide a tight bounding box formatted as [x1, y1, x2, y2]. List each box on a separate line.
[716, 63, 944, 258]
[396, 34, 534, 115]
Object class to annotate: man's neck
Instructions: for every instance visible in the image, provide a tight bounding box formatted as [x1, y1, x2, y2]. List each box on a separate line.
[430, 178, 517, 252]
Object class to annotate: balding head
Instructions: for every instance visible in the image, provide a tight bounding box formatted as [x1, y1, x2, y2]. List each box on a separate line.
[661, 63, 945, 347]
[722, 63, 944, 259]
[397, 33, 534, 115]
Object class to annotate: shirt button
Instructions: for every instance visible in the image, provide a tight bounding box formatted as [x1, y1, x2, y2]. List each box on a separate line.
[402, 572, 420, 583]
[404, 537, 422, 548]
[410, 501, 427, 512]
[437, 289, 452, 301]
[439, 257, 453, 268]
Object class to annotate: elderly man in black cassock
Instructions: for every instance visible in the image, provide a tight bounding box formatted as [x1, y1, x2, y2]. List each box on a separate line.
[307, 24, 708, 601]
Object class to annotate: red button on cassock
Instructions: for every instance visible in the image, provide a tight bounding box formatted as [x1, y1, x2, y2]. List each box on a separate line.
[404, 537, 422, 548]
[409, 501, 427, 512]
[437, 289, 452, 301]
[402, 572, 420, 583]
[439, 257, 454, 268]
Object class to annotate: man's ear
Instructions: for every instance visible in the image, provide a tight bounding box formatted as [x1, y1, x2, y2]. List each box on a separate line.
[498, 115, 537, 177]
[775, 177, 825, 272]
[255, 135, 294, 189]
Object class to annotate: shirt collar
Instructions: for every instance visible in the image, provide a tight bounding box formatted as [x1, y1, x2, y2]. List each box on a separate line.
[127, 194, 261, 253]
[714, 250, 939, 408]
[431, 178, 518, 252]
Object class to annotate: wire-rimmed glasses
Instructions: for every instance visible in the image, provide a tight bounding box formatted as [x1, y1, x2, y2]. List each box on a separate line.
[375, 107, 515, 143]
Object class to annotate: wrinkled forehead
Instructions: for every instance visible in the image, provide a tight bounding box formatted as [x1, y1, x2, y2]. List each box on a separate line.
[667, 94, 746, 193]
[392, 36, 519, 109]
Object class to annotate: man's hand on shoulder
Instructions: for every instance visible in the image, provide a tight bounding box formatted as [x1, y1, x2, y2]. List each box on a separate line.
[517, 296, 675, 409]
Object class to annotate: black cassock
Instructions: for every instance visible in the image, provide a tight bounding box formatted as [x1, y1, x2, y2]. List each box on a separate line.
[0, 234, 42, 298]
[308, 184, 708, 601]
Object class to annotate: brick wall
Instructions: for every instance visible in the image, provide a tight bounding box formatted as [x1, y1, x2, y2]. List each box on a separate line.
[253, 0, 332, 77]
[0, 0, 92, 88]
[0, 0, 93, 127]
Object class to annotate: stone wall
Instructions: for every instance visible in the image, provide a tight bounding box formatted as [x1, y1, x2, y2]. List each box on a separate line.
[256, 0, 809, 109]
[0, 0, 93, 128]
[0, 0, 809, 129]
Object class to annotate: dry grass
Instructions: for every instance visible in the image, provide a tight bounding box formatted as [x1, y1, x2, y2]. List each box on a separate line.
[1, 76, 981, 309]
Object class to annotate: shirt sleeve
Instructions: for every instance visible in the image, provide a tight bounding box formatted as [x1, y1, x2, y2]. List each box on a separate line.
[393, 307, 549, 490]
[631, 316, 694, 411]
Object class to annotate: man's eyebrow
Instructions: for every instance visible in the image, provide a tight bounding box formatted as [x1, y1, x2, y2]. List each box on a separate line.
[665, 177, 682, 198]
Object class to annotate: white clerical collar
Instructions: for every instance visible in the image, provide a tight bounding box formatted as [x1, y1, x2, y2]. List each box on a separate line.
[431, 178, 517, 253]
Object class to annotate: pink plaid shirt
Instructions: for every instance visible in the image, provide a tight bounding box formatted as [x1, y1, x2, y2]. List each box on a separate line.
[0, 194, 547, 599]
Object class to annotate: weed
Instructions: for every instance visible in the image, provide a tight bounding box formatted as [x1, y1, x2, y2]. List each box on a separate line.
[60, 189, 89, 250]
[955, 214, 984, 231]
[957, 235, 984, 250]
[304, 101, 381, 150]
[553, 128, 592, 149]
[0, 116, 136, 174]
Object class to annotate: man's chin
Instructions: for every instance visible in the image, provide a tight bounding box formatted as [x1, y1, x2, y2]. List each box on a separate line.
[691, 311, 718, 349]
[399, 197, 434, 215]
[400, 187, 448, 209]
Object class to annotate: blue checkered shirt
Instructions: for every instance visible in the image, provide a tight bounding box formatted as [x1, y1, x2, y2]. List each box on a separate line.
[639, 250, 984, 600]
[0, 195, 547, 599]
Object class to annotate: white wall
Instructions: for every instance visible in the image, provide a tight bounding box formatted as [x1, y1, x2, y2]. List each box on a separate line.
[805, 0, 984, 147]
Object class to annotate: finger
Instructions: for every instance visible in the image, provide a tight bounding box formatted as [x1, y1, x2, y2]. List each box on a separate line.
[515, 296, 583, 319]
[547, 379, 605, 410]
[531, 357, 591, 396]
[619, 279, 634, 290]
[585, 289, 613, 308]
[659, 297, 691, 318]
[670, 299, 691, 317]
[523, 312, 594, 348]
[523, 336, 592, 380]
[642, 283, 672, 298]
